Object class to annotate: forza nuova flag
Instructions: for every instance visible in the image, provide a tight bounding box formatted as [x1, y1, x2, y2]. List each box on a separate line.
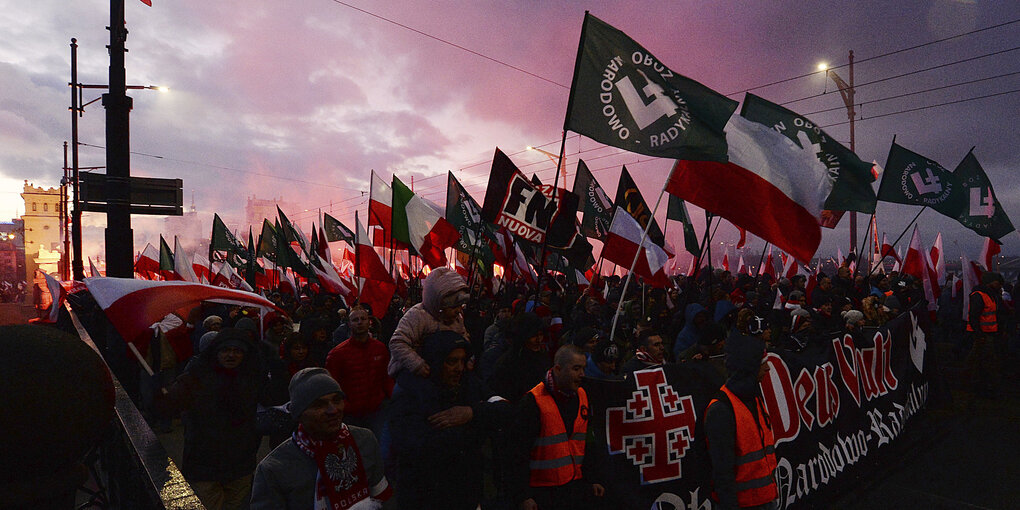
[571, 159, 614, 240]
[446, 172, 496, 267]
[741, 93, 877, 214]
[564, 13, 738, 162]
[877, 142, 966, 219]
[480, 148, 579, 249]
[951, 150, 1015, 241]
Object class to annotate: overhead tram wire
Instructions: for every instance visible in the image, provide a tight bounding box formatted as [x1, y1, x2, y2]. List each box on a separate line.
[819, 87, 1020, 129]
[800, 70, 1020, 117]
[326, 0, 568, 89]
[724, 17, 1020, 97]
[76, 141, 367, 193]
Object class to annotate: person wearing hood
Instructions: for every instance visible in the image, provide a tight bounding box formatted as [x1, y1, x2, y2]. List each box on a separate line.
[388, 267, 469, 378]
[489, 312, 552, 403]
[478, 302, 513, 382]
[158, 328, 266, 510]
[673, 303, 709, 360]
[704, 332, 778, 510]
[389, 331, 511, 509]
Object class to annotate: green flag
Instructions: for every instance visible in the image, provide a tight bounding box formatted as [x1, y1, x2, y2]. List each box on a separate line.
[952, 150, 1015, 241]
[877, 141, 966, 219]
[159, 235, 174, 272]
[276, 206, 309, 254]
[273, 217, 313, 279]
[615, 166, 665, 246]
[571, 159, 614, 240]
[740, 93, 877, 214]
[564, 13, 738, 162]
[211, 213, 248, 257]
[445, 172, 496, 269]
[667, 195, 701, 258]
[323, 213, 355, 244]
[391, 176, 414, 248]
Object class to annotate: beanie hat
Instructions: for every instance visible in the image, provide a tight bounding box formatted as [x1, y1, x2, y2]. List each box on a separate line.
[288, 367, 344, 419]
[842, 309, 865, 327]
[235, 317, 257, 333]
[198, 331, 219, 353]
[592, 339, 620, 363]
[884, 295, 901, 311]
[981, 271, 1004, 286]
[202, 315, 223, 330]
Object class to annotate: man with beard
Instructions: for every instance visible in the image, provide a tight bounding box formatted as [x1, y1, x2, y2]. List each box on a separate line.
[705, 333, 778, 509]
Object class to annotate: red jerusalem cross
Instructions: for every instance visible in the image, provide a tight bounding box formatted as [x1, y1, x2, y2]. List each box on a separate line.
[606, 368, 696, 484]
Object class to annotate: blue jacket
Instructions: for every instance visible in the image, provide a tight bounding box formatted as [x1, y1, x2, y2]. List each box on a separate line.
[673, 303, 707, 360]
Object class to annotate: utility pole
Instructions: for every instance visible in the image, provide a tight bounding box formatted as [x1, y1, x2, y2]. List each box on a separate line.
[103, 0, 134, 277]
[69, 38, 85, 281]
[61, 142, 70, 280]
[827, 50, 856, 256]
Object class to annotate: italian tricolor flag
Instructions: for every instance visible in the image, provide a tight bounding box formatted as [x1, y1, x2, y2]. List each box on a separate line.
[392, 176, 461, 270]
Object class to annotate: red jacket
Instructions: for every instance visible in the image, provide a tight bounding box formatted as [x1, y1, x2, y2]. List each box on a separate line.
[325, 337, 394, 418]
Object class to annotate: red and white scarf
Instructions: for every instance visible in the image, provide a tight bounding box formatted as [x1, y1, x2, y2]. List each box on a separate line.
[634, 347, 663, 366]
[293, 423, 372, 510]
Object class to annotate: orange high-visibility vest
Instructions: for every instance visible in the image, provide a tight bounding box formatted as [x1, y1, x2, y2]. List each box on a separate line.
[527, 382, 588, 487]
[966, 290, 998, 333]
[707, 385, 778, 507]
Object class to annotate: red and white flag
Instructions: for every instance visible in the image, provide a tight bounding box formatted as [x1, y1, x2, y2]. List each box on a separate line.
[880, 233, 900, 263]
[39, 271, 67, 323]
[192, 252, 212, 285]
[134, 243, 160, 279]
[929, 232, 946, 286]
[668, 115, 832, 263]
[759, 245, 776, 279]
[211, 261, 254, 292]
[85, 277, 280, 357]
[961, 253, 982, 319]
[602, 206, 669, 287]
[173, 237, 199, 283]
[979, 237, 1001, 271]
[901, 226, 938, 310]
[369, 171, 396, 247]
[736, 255, 748, 276]
[355, 212, 396, 318]
[88, 257, 103, 279]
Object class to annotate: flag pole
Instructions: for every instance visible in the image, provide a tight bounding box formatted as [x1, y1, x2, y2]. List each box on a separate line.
[752, 241, 771, 288]
[852, 213, 876, 279]
[866, 206, 926, 279]
[533, 130, 569, 305]
[608, 184, 669, 345]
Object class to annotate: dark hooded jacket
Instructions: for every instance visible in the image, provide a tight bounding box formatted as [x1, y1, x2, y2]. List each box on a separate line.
[488, 313, 552, 403]
[673, 303, 708, 360]
[390, 331, 510, 510]
[159, 328, 266, 482]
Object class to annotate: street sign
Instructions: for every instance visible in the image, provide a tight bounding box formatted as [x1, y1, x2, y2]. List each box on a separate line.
[79, 173, 183, 215]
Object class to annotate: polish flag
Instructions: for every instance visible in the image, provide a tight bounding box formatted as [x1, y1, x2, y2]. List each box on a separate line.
[901, 226, 938, 310]
[880, 233, 901, 263]
[781, 250, 805, 279]
[37, 271, 67, 323]
[736, 255, 748, 276]
[173, 237, 199, 283]
[721, 251, 730, 272]
[192, 252, 212, 285]
[961, 253, 982, 320]
[355, 212, 396, 318]
[211, 261, 254, 292]
[312, 254, 354, 303]
[134, 243, 160, 279]
[602, 206, 669, 287]
[668, 116, 832, 263]
[929, 233, 946, 286]
[85, 277, 280, 357]
[979, 237, 1001, 271]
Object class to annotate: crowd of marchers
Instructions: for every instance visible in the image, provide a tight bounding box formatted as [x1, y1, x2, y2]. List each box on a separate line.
[109, 259, 1015, 510]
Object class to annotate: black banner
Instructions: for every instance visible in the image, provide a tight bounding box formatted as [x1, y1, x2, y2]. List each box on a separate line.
[586, 307, 932, 509]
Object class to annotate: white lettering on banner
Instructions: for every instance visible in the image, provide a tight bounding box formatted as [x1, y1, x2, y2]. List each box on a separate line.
[908, 312, 927, 373]
[969, 186, 995, 218]
[649, 487, 712, 510]
[775, 382, 928, 509]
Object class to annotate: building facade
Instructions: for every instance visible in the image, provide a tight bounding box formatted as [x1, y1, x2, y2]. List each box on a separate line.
[21, 181, 63, 285]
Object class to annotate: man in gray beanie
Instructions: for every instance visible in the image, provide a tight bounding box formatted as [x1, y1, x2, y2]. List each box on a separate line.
[251, 368, 393, 509]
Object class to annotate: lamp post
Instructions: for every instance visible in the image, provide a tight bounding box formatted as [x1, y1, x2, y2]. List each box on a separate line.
[526, 145, 565, 189]
[69, 36, 167, 280]
[820, 50, 857, 256]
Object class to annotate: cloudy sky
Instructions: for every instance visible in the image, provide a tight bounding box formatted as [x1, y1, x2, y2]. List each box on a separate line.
[2, 0, 1018, 265]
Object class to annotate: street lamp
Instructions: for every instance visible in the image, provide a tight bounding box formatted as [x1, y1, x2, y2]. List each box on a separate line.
[69, 37, 167, 280]
[526, 145, 566, 189]
[820, 51, 857, 257]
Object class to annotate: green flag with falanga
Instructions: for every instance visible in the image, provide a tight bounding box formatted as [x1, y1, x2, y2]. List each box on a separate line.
[564, 12, 738, 162]
[323, 213, 355, 245]
[615, 166, 665, 247]
[445, 172, 496, 271]
[159, 235, 174, 272]
[273, 217, 314, 279]
[952, 150, 1015, 242]
[211, 213, 248, 259]
[877, 141, 966, 219]
[258, 219, 278, 262]
[667, 195, 701, 258]
[740, 93, 877, 214]
[276, 205, 309, 254]
[571, 159, 614, 240]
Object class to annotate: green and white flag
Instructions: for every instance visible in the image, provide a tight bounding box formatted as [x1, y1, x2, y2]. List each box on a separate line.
[667, 195, 701, 258]
[571, 159, 614, 240]
[741, 93, 877, 214]
[211, 213, 248, 263]
[952, 150, 1015, 241]
[564, 13, 738, 162]
[878, 141, 966, 219]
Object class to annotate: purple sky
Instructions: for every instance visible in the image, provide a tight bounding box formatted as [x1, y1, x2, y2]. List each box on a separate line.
[3, 0, 1019, 265]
